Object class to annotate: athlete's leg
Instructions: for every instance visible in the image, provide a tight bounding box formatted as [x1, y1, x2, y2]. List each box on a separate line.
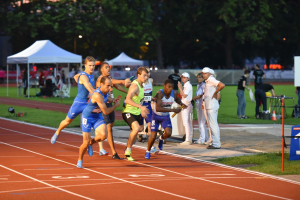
[91, 124, 107, 145]
[162, 127, 172, 139]
[105, 123, 117, 155]
[56, 116, 74, 135]
[78, 132, 91, 161]
[127, 121, 140, 148]
[147, 131, 158, 151]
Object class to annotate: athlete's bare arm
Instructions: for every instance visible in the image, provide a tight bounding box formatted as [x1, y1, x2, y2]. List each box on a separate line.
[125, 83, 149, 117]
[80, 75, 95, 94]
[74, 73, 80, 83]
[93, 93, 120, 115]
[113, 83, 128, 94]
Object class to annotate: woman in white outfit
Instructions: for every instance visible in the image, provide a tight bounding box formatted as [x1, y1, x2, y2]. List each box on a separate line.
[192, 72, 208, 144]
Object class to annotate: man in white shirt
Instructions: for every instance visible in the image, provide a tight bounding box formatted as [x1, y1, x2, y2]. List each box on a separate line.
[202, 67, 225, 149]
[178, 72, 193, 145]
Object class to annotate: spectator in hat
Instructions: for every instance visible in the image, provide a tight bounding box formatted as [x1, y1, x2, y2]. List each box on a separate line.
[178, 72, 193, 145]
[202, 67, 225, 149]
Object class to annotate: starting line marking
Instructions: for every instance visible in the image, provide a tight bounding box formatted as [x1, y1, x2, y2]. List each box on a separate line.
[0, 164, 93, 200]
[52, 176, 90, 179]
[128, 174, 165, 178]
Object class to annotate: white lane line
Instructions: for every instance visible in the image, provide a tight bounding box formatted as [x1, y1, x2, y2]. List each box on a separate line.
[13, 164, 60, 166]
[37, 173, 90, 176]
[114, 172, 162, 174]
[186, 171, 233, 173]
[0, 142, 195, 200]
[24, 168, 75, 171]
[0, 164, 93, 200]
[0, 120, 299, 192]
[204, 174, 236, 176]
[0, 132, 292, 200]
[0, 156, 35, 157]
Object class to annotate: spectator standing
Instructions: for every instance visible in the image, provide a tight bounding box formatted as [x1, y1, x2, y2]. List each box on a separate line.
[202, 67, 225, 149]
[254, 83, 275, 119]
[23, 67, 28, 97]
[192, 72, 208, 144]
[253, 64, 265, 89]
[68, 68, 75, 86]
[168, 68, 181, 91]
[237, 70, 251, 119]
[0, 67, 5, 85]
[178, 72, 193, 145]
[61, 70, 66, 84]
[295, 87, 300, 118]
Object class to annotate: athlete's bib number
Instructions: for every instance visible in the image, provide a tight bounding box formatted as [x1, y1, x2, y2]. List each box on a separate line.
[144, 96, 152, 102]
[82, 118, 87, 125]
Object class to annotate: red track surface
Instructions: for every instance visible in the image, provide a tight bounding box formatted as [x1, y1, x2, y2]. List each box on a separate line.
[0, 118, 299, 199]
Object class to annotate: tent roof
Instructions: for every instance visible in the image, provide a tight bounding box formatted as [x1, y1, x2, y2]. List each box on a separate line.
[7, 40, 82, 64]
[106, 52, 143, 66]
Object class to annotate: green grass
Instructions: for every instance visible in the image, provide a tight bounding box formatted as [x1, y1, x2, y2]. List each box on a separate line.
[0, 103, 127, 128]
[1, 84, 299, 125]
[214, 153, 300, 175]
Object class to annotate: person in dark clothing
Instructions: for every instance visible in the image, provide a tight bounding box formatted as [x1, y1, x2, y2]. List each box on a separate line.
[253, 64, 266, 89]
[295, 87, 300, 118]
[23, 68, 28, 97]
[236, 69, 250, 119]
[168, 68, 181, 91]
[254, 83, 275, 118]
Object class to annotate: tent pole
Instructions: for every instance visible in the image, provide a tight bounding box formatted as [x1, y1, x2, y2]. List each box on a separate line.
[80, 62, 82, 72]
[27, 62, 29, 98]
[6, 64, 8, 96]
[16, 64, 19, 97]
[68, 63, 70, 88]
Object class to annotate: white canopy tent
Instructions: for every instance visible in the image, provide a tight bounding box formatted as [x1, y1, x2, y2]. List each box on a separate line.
[6, 40, 82, 98]
[106, 52, 143, 66]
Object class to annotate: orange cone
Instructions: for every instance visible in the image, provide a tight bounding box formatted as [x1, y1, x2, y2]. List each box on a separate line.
[271, 110, 277, 120]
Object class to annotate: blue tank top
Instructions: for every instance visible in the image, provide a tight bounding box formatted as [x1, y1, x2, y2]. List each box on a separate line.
[82, 87, 108, 118]
[76, 72, 95, 100]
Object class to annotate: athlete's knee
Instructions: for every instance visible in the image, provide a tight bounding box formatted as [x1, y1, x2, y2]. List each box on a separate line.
[150, 132, 157, 139]
[164, 128, 172, 138]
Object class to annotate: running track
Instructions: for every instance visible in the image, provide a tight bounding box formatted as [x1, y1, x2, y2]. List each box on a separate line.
[0, 117, 299, 199]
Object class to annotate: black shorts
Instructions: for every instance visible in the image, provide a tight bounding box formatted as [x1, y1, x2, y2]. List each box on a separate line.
[122, 113, 143, 130]
[102, 103, 115, 124]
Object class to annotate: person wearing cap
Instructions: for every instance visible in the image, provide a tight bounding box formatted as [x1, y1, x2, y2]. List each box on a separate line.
[202, 67, 225, 149]
[178, 72, 193, 145]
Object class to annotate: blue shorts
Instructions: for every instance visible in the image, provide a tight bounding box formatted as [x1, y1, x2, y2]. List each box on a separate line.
[81, 113, 106, 133]
[142, 102, 152, 124]
[67, 97, 88, 119]
[151, 113, 172, 132]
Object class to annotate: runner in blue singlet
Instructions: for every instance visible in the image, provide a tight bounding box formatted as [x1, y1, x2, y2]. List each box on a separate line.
[77, 76, 121, 168]
[51, 56, 96, 144]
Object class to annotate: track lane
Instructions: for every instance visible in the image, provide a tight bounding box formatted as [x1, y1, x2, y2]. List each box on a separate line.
[0, 118, 299, 200]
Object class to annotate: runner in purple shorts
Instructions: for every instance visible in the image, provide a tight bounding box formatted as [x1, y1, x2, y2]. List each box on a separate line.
[145, 79, 186, 159]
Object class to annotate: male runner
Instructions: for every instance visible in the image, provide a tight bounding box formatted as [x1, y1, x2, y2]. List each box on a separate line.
[145, 79, 185, 159]
[122, 67, 149, 161]
[95, 62, 131, 159]
[138, 67, 153, 141]
[51, 56, 95, 144]
[77, 76, 121, 168]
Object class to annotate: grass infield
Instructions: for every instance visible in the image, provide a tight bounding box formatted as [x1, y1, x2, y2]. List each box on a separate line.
[1, 84, 299, 125]
[214, 153, 300, 175]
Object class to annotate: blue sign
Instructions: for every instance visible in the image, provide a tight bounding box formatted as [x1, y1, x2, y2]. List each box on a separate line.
[289, 125, 300, 161]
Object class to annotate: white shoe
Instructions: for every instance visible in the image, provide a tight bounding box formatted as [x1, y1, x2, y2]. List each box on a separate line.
[149, 147, 159, 154]
[99, 149, 109, 156]
[180, 141, 192, 145]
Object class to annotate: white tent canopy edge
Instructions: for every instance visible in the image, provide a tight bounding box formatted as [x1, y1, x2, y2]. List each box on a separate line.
[6, 40, 82, 98]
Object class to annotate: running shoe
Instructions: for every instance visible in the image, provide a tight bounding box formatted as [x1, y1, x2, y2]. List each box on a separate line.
[112, 153, 121, 159]
[77, 160, 83, 168]
[99, 149, 109, 156]
[194, 140, 205, 145]
[149, 147, 159, 154]
[124, 149, 134, 161]
[145, 152, 151, 159]
[158, 138, 164, 150]
[51, 132, 59, 144]
[87, 145, 93, 156]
